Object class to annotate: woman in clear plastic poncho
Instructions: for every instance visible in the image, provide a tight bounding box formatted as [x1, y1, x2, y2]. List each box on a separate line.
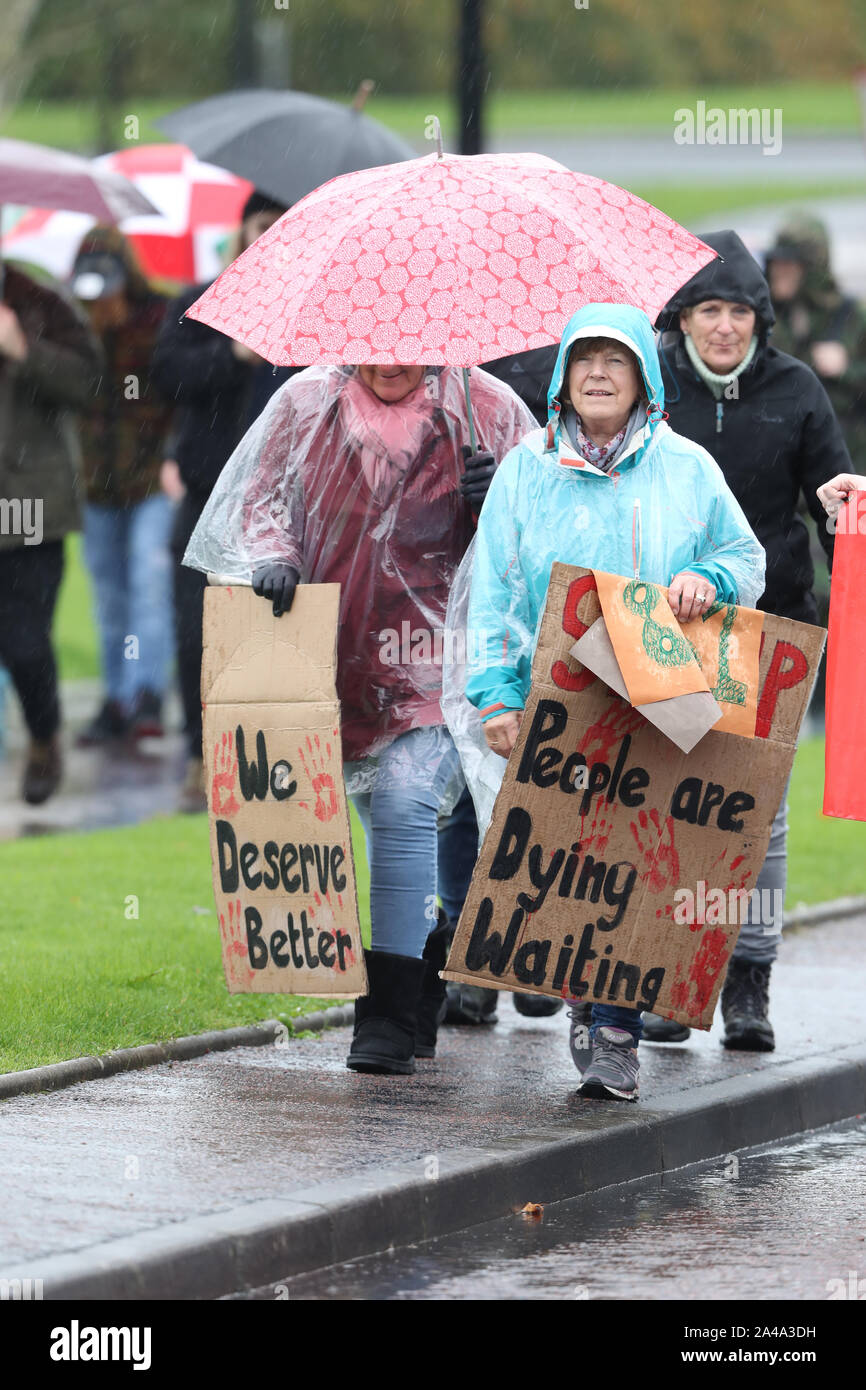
[184, 360, 535, 1075]
[443, 302, 765, 1102]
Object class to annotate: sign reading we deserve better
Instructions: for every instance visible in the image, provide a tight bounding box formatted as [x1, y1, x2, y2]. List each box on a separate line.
[443, 564, 824, 1030]
[202, 583, 367, 997]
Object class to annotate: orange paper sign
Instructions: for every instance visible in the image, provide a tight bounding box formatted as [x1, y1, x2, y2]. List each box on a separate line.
[591, 571, 763, 736]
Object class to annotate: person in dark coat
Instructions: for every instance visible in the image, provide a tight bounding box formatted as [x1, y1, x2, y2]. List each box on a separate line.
[70, 226, 173, 745]
[0, 265, 102, 803]
[647, 229, 853, 1051]
[152, 191, 293, 810]
[482, 345, 559, 426]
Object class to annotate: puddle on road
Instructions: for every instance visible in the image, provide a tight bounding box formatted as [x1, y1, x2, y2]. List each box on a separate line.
[236, 1118, 866, 1300]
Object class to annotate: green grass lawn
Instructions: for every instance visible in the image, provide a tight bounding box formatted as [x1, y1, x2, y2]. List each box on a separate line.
[56, 534, 99, 681]
[0, 807, 372, 1074]
[2, 82, 860, 152]
[0, 734, 857, 1074]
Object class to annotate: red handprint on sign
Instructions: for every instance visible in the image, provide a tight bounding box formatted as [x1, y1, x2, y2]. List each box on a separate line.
[211, 731, 240, 816]
[628, 809, 681, 894]
[297, 734, 338, 823]
[218, 898, 254, 987]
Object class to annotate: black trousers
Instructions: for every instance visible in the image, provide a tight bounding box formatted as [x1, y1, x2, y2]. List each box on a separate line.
[171, 495, 207, 760]
[0, 540, 64, 742]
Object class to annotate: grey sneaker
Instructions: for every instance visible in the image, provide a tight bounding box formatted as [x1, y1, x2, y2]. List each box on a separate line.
[567, 1002, 594, 1074]
[578, 1026, 640, 1101]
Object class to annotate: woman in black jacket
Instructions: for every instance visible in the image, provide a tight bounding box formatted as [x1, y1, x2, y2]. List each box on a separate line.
[646, 229, 852, 1051]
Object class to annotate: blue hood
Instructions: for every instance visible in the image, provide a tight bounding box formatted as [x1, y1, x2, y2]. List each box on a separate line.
[546, 302, 664, 440]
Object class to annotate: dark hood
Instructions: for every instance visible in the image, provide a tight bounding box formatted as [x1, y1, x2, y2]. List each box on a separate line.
[655, 230, 775, 342]
[765, 212, 842, 311]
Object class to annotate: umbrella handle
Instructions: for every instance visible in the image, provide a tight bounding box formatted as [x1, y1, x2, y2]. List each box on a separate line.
[462, 367, 478, 453]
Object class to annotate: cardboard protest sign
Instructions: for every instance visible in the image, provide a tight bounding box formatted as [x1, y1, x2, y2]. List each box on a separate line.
[824, 491, 866, 822]
[202, 583, 367, 997]
[444, 564, 824, 1030]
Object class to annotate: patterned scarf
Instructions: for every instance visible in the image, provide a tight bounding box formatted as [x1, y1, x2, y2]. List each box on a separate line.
[340, 370, 436, 496]
[563, 402, 646, 472]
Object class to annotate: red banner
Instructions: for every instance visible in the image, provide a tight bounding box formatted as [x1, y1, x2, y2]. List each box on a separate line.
[824, 492, 866, 822]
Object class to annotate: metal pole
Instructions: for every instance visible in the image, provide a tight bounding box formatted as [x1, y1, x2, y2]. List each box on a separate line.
[232, 0, 258, 89]
[458, 0, 484, 156]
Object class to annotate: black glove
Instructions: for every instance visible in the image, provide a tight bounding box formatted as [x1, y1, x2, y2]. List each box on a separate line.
[251, 563, 300, 617]
[460, 446, 497, 516]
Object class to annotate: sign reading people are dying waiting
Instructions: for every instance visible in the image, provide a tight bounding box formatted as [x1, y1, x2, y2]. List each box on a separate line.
[443, 564, 824, 1030]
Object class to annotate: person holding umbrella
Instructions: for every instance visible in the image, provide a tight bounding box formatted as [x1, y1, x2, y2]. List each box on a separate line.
[452, 302, 764, 1101]
[184, 359, 535, 1074]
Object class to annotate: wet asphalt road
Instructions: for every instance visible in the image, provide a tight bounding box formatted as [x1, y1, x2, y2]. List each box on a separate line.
[237, 1118, 866, 1301]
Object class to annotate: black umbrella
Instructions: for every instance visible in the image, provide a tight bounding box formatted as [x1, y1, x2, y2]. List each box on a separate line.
[156, 86, 416, 207]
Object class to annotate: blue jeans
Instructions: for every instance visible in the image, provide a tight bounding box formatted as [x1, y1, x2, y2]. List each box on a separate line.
[83, 496, 174, 707]
[349, 726, 475, 959]
[591, 1004, 643, 1046]
[731, 789, 788, 966]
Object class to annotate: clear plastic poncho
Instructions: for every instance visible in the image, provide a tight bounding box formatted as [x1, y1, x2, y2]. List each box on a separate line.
[442, 304, 767, 831]
[184, 362, 537, 790]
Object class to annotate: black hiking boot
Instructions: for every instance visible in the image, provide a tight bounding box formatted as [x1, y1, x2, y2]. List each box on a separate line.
[415, 913, 451, 1059]
[444, 981, 499, 1025]
[75, 699, 129, 747]
[22, 735, 63, 805]
[641, 1012, 692, 1043]
[721, 958, 775, 1052]
[346, 950, 426, 1075]
[513, 992, 564, 1018]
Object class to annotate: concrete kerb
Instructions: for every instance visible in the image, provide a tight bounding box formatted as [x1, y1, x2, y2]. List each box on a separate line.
[1, 896, 863, 1105]
[11, 1040, 866, 1300]
[0, 1006, 355, 1103]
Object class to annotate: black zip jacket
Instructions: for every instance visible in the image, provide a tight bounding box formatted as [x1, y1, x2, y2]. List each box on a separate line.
[152, 282, 297, 502]
[657, 231, 849, 625]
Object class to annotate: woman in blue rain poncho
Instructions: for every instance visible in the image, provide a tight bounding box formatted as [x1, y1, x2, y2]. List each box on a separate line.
[444, 302, 765, 1102]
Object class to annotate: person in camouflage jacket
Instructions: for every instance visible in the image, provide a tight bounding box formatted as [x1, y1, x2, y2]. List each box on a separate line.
[71, 226, 173, 745]
[766, 212, 866, 471]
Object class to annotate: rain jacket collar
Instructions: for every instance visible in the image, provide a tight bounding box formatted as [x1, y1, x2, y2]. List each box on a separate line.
[543, 302, 663, 470]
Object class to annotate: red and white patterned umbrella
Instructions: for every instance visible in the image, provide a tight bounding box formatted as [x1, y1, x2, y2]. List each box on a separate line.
[2, 144, 252, 287]
[187, 151, 717, 366]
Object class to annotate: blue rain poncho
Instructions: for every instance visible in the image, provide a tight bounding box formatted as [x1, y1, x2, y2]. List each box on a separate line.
[442, 302, 766, 827]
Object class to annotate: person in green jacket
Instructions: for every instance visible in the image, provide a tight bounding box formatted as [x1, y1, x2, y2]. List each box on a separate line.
[766, 213, 866, 471]
[0, 265, 102, 804]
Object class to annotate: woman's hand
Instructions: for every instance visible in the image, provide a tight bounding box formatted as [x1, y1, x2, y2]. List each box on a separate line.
[483, 710, 523, 759]
[668, 571, 716, 624]
[252, 562, 300, 617]
[817, 473, 866, 519]
[160, 459, 185, 501]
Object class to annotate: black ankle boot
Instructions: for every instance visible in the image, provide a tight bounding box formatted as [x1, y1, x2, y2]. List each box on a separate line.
[721, 958, 775, 1052]
[415, 914, 452, 1059]
[346, 950, 426, 1075]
